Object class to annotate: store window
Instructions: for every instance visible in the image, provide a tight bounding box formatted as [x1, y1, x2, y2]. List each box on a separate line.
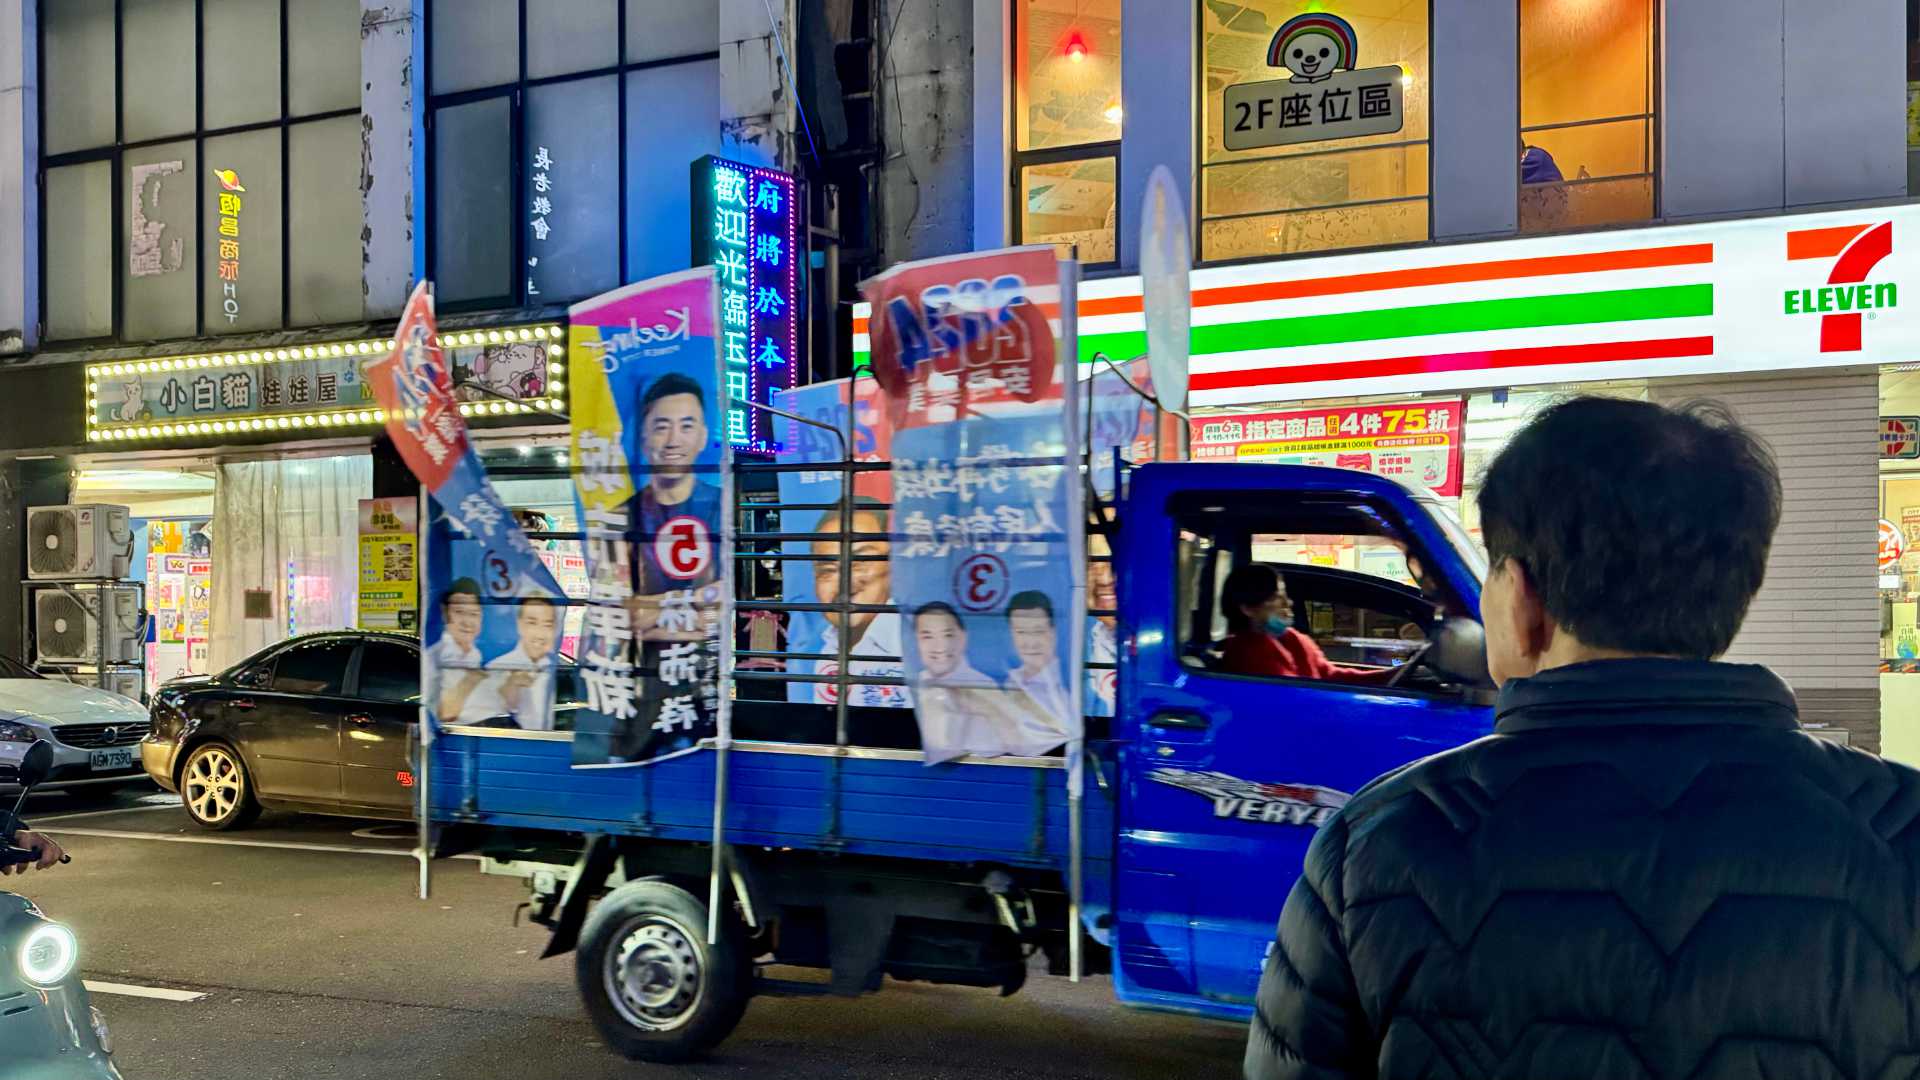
[1907, 1, 1920, 194]
[1199, 1, 1430, 262]
[1518, 0, 1656, 233]
[1012, 0, 1122, 265]
[38, 0, 364, 343]
[427, 0, 722, 309]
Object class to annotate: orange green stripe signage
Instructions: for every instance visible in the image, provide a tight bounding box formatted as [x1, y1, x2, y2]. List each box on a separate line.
[852, 205, 1920, 408]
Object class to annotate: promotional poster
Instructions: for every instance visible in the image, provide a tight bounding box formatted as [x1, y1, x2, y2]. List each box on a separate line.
[566, 268, 730, 768]
[862, 247, 1084, 764]
[1190, 399, 1466, 497]
[770, 376, 908, 709]
[369, 282, 564, 731]
[357, 497, 419, 632]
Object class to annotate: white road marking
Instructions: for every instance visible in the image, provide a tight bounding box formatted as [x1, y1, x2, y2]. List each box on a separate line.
[83, 981, 207, 1002]
[36, 825, 480, 861]
[31, 802, 180, 824]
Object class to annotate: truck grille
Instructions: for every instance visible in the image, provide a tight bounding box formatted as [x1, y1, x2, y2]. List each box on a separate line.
[54, 721, 151, 749]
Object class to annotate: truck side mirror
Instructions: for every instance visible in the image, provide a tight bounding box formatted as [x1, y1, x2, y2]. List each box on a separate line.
[1429, 617, 1492, 688]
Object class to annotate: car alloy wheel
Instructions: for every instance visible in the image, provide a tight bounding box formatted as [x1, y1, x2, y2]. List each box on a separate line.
[184, 746, 244, 824]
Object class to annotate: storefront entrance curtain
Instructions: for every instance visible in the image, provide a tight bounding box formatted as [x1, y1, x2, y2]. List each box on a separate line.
[210, 455, 371, 671]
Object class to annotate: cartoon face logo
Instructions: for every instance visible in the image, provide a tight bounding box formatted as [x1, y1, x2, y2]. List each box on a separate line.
[114, 381, 148, 422]
[1267, 13, 1359, 84]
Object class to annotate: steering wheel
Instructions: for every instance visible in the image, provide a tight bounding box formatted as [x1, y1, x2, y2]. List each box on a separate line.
[1386, 641, 1435, 688]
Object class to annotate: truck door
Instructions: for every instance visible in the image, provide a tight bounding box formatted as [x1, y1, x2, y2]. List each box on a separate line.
[1111, 465, 1493, 1015]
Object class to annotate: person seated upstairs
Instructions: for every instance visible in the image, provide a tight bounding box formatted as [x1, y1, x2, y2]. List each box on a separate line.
[1217, 563, 1398, 686]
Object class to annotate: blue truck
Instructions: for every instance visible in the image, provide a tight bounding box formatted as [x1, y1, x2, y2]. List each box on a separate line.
[424, 460, 1495, 1061]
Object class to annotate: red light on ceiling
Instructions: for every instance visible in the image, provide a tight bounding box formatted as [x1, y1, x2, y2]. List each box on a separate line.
[1064, 30, 1089, 62]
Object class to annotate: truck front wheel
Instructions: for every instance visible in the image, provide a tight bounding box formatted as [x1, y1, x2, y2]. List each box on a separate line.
[575, 880, 750, 1062]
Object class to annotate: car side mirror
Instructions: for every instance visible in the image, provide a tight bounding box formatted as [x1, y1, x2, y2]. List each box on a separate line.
[1429, 616, 1492, 688]
[18, 740, 53, 789]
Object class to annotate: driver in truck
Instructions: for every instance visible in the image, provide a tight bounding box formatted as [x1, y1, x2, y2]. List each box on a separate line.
[1217, 563, 1397, 685]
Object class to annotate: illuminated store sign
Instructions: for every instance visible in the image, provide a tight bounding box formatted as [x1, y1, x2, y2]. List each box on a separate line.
[691, 155, 801, 453]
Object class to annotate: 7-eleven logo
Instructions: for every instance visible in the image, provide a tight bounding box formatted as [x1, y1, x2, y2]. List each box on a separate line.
[1784, 222, 1896, 352]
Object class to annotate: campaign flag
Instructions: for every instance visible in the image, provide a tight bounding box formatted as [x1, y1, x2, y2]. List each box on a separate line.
[863, 247, 1083, 764]
[770, 376, 907, 708]
[566, 268, 731, 768]
[367, 281, 563, 731]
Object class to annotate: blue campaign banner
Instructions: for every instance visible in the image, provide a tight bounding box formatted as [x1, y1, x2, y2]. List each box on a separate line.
[770, 378, 908, 709]
[890, 410, 1078, 763]
[567, 269, 730, 768]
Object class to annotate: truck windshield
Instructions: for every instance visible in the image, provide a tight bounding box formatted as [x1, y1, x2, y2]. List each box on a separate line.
[1421, 498, 1488, 584]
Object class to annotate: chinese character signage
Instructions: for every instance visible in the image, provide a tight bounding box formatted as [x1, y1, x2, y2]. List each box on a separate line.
[94, 353, 372, 426]
[1191, 399, 1465, 498]
[1223, 12, 1405, 151]
[358, 498, 419, 632]
[770, 376, 908, 710]
[863, 247, 1084, 766]
[691, 155, 801, 454]
[567, 268, 730, 768]
[371, 282, 565, 731]
[1883, 416, 1920, 460]
[212, 168, 246, 324]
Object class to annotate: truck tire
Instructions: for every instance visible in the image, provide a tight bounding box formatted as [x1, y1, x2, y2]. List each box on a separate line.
[575, 880, 750, 1062]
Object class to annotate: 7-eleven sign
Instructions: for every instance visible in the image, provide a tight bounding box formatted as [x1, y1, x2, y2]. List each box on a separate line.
[1784, 222, 1896, 352]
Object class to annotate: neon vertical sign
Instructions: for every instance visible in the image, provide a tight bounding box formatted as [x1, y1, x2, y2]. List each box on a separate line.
[692, 155, 801, 453]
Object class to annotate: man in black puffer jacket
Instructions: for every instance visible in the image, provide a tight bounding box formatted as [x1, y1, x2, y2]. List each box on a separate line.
[1246, 396, 1920, 1080]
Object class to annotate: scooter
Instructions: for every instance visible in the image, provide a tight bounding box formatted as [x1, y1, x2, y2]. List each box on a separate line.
[2, 740, 121, 1079]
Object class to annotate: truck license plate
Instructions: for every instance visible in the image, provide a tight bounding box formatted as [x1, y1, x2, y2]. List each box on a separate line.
[90, 747, 134, 772]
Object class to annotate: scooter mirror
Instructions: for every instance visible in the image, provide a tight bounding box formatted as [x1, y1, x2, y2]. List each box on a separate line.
[18, 740, 53, 789]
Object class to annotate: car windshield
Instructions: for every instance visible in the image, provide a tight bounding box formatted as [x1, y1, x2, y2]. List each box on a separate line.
[0, 655, 39, 680]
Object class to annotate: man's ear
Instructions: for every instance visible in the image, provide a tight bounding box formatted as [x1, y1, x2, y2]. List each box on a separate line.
[1503, 558, 1555, 662]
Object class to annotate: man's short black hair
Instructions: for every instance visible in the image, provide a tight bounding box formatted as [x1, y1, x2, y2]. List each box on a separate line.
[1477, 396, 1781, 659]
[641, 372, 707, 421]
[441, 578, 481, 608]
[519, 595, 556, 613]
[913, 601, 960, 625]
[1220, 564, 1283, 634]
[1005, 590, 1054, 624]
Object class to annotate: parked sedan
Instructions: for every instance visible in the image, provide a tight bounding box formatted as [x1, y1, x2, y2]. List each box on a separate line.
[143, 630, 577, 830]
[0, 655, 153, 796]
[144, 632, 423, 829]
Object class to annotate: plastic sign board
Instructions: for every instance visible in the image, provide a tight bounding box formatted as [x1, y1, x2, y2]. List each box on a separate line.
[1223, 12, 1404, 151]
[690, 155, 801, 455]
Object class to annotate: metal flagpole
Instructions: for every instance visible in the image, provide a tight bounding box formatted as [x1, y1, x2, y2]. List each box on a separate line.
[1060, 258, 1086, 984]
[416, 486, 432, 901]
[709, 278, 736, 947]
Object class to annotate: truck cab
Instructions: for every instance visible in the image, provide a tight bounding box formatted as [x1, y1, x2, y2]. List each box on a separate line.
[1108, 463, 1494, 1015]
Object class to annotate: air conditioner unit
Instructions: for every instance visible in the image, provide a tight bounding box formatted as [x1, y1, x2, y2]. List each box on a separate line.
[27, 504, 132, 580]
[33, 586, 142, 666]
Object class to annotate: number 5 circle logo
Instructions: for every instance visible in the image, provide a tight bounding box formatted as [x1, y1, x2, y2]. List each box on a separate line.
[953, 553, 1009, 613]
[655, 516, 713, 581]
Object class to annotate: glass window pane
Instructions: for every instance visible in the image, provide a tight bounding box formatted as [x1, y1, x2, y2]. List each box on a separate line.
[289, 117, 366, 326]
[530, 0, 618, 78]
[121, 0, 196, 142]
[270, 638, 353, 695]
[123, 141, 198, 341]
[624, 60, 721, 282]
[1520, 0, 1652, 129]
[355, 643, 420, 703]
[45, 161, 113, 341]
[525, 77, 620, 301]
[1014, 0, 1121, 151]
[203, 129, 284, 334]
[1201, 200, 1429, 262]
[432, 0, 519, 94]
[42, 0, 116, 154]
[626, 0, 718, 63]
[1020, 156, 1116, 264]
[288, 0, 363, 116]
[433, 97, 514, 303]
[203, 0, 284, 129]
[1520, 175, 1653, 235]
[1522, 117, 1649, 182]
[1204, 144, 1431, 219]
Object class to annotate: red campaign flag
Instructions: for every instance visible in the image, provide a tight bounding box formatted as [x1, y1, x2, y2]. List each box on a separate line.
[366, 281, 467, 492]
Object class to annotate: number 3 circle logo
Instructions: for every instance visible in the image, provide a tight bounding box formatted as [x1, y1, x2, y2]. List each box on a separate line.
[655, 516, 713, 581]
[482, 551, 514, 597]
[953, 553, 1009, 613]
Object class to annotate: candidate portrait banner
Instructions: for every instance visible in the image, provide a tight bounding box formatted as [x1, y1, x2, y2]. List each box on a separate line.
[567, 268, 730, 768]
[862, 246, 1084, 765]
[367, 281, 563, 731]
[770, 376, 909, 710]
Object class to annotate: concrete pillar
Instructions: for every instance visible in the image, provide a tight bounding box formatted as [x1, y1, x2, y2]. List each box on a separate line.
[720, 0, 799, 171]
[361, 0, 421, 320]
[972, 0, 1008, 252]
[1118, 0, 1194, 272]
[877, 0, 972, 264]
[1783, 0, 1905, 208]
[0, 0, 38, 354]
[1431, 0, 1516, 240]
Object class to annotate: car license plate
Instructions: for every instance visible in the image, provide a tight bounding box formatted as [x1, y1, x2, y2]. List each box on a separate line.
[90, 747, 134, 772]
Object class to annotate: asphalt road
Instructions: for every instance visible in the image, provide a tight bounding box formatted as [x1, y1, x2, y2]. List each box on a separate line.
[9, 784, 1248, 1079]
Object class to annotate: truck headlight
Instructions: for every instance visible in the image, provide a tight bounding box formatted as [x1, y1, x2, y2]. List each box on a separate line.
[18, 920, 77, 986]
[0, 720, 37, 743]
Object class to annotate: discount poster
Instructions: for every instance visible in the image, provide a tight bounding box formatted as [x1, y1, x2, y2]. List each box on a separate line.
[357, 497, 419, 632]
[1190, 399, 1466, 498]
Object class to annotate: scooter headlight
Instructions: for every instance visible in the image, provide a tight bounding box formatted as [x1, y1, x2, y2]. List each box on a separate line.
[18, 920, 77, 986]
